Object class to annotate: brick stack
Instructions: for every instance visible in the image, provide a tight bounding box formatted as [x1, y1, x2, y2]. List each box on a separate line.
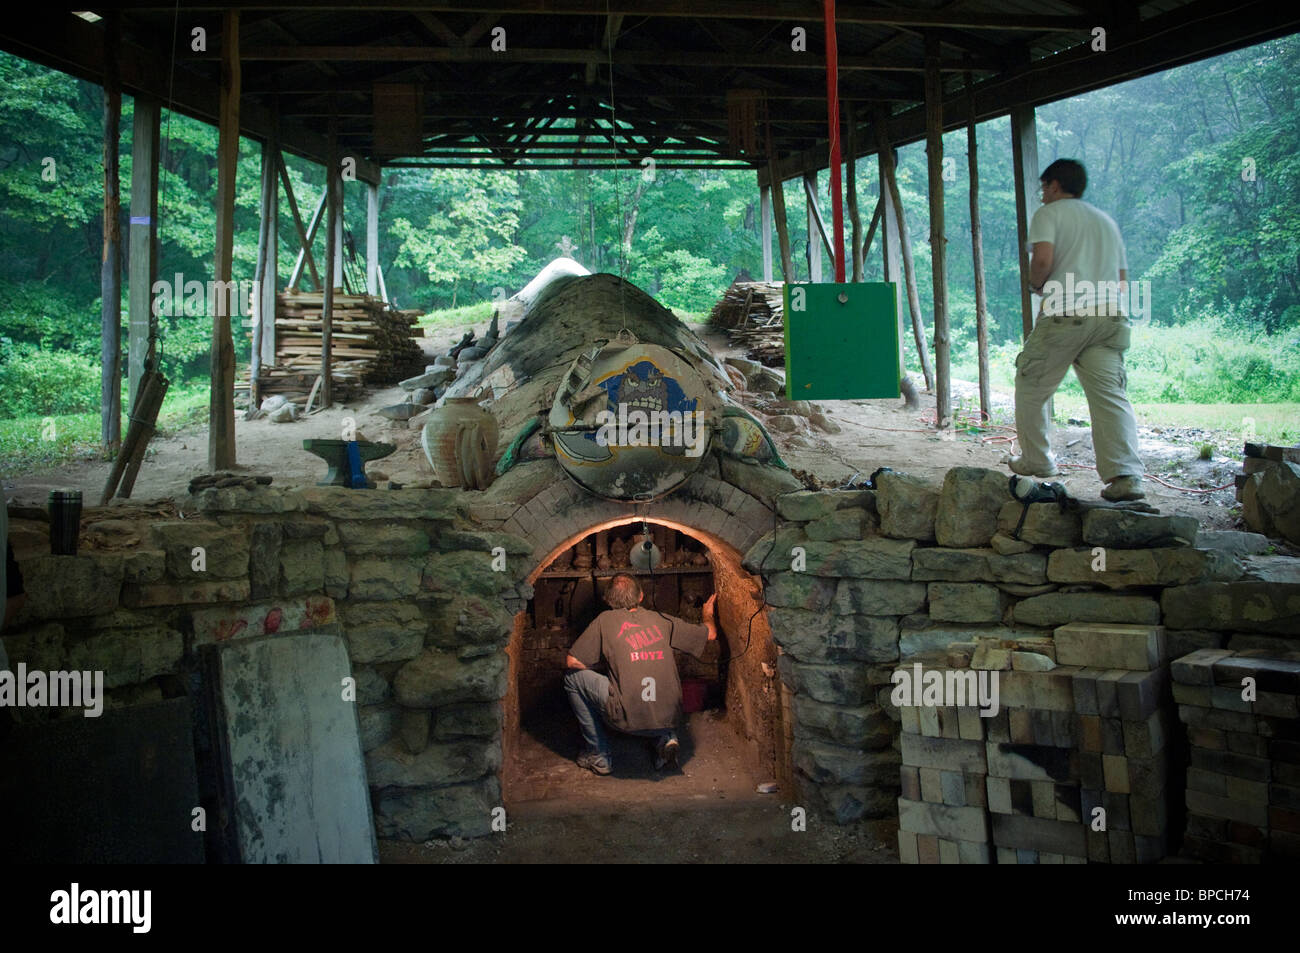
[1172, 648, 1300, 862]
[896, 673, 993, 864]
[1061, 623, 1172, 863]
[897, 620, 1174, 863]
[982, 645, 1089, 864]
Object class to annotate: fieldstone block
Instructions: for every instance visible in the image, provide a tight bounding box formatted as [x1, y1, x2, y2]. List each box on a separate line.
[718, 456, 803, 503]
[876, 471, 940, 541]
[123, 550, 166, 585]
[398, 709, 431, 754]
[353, 666, 391, 706]
[63, 626, 183, 689]
[806, 508, 872, 541]
[833, 579, 927, 615]
[1012, 651, 1056, 672]
[1081, 509, 1199, 548]
[323, 548, 349, 598]
[1257, 461, 1300, 544]
[990, 532, 1034, 556]
[765, 573, 837, 611]
[432, 703, 502, 740]
[343, 602, 427, 664]
[1048, 547, 1241, 589]
[249, 522, 283, 599]
[997, 501, 1082, 547]
[371, 777, 500, 840]
[15, 554, 123, 621]
[777, 489, 875, 522]
[1195, 531, 1270, 556]
[350, 557, 422, 599]
[124, 579, 250, 607]
[794, 695, 894, 748]
[394, 649, 507, 709]
[1054, 623, 1165, 671]
[768, 608, 899, 663]
[336, 521, 432, 556]
[776, 655, 872, 705]
[1161, 581, 1300, 633]
[359, 703, 397, 752]
[301, 486, 463, 521]
[911, 547, 1047, 585]
[365, 738, 500, 788]
[928, 583, 1008, 623]
[1013, 591, 1160, 627]
[794, 741, 900, 786]
[280, 538, 325, 595]
[935, 467, 1012, 548]
[152, 521, 248, 579]
[422, 551, 517, 598]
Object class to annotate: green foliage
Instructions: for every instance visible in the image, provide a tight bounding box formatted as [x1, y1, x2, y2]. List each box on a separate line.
[0, 341, 101, 416]
[416, 300, 494, 331]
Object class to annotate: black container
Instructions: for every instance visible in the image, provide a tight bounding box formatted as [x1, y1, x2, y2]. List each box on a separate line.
[49, 490, 83, 556]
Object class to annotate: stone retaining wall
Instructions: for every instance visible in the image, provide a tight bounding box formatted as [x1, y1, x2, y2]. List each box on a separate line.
[4, 461, 1297, 860]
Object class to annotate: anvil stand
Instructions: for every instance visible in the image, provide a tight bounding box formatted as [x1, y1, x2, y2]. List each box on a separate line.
[302, 439, 396, 489]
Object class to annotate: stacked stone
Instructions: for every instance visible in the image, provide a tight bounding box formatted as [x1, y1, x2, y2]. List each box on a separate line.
[894, 671, 993, 864]
[1172, 648, 1300, 862]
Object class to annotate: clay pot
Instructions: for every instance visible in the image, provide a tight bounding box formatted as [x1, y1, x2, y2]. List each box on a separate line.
[420, 397, 499, 489]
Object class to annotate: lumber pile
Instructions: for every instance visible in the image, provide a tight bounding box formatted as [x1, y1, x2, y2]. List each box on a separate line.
[254, 290, 425, 406]
[708, 281, 786, 367]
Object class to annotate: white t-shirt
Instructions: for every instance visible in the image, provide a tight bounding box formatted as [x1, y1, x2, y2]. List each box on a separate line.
[1029, 198, 1128, 316]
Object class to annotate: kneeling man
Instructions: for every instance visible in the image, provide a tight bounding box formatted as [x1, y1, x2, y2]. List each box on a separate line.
[563, 574, 716, 774]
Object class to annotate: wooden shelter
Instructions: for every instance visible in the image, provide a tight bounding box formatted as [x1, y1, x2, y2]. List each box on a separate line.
[3, 1, 1297, 466]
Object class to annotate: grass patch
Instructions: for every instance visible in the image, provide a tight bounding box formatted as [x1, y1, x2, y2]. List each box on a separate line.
[416, 301, 494, 333]
[0, 381, 209, 473]
[1049, 397, 1299, 449]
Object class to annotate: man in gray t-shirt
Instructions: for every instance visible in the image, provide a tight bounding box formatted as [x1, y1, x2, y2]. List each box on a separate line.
[1009, 158, 1145, 502]
[564, 574, 715, 774]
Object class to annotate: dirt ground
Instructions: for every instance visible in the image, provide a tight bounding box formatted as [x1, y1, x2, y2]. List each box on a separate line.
[382, 703, 898, 865]
[1, 318, 1256, 535]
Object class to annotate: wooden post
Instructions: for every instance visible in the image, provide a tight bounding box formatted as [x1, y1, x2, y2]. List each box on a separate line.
[1010, 103, 1040, 341]
[875, 111, 935, 392]
[100, 11, 122, 452]
[770, 174, 794, 283]
[966, 71, 991, 424]
[846, 105, 862, 282]
[127, 95, 159, 411]
[367, 180, 380, 295]
[259, 124, 279, 374]
[862, 196, 882, 264]
[879, 154, 918, 408]
[251, 137, 275, 405]
[804, 172, 824, 282]
[209, 8, 240, 471]
[279, 155, 322, 290]
[333, 184, 345, 292]
[321, 117, 338, 409]
[759, 181, 773, 282]
[925, 33, 951, 431]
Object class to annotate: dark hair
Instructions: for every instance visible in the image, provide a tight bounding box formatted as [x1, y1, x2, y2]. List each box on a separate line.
[1040, 158, 1087, 198]
[605, 574, 642, 609]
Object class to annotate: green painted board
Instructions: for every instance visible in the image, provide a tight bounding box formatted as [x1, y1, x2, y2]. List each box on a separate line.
[783, 282, 901, 400]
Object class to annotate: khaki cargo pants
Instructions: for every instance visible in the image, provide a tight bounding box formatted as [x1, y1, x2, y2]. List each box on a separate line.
[1013, 312, 1144, 484]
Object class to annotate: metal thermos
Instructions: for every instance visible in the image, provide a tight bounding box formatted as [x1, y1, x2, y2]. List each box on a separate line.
[48, 489, 83, 555]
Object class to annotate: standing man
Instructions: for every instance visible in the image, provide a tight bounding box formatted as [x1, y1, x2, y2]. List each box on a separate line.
[564, 574, 716, 775]
[1008, 158, 1146, 502]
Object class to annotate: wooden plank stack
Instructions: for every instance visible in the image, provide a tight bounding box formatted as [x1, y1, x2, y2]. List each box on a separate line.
[253, 290, 425, 406]
[708, 281, 786, 367]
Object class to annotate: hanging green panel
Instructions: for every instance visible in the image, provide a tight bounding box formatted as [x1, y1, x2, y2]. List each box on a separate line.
[783, 282, 901, 400]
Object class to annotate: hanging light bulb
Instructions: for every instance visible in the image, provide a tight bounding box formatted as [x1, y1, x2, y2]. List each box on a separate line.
[630, 520, 662, 569]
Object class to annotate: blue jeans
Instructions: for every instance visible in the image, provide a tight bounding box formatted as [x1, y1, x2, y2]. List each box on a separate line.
[563, 669, 675, 759]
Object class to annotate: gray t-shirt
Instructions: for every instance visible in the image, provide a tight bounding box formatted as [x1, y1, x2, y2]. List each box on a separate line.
[569, 607, 709, 732]
[1029, 198, 1128, 316]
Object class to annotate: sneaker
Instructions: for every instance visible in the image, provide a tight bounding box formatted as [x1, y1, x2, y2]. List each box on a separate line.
[1005, 454, 1060, 478]
[576, 751, 612, 775]
[1101, 475, 1145, 502]
[654, 738, 680, 770]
